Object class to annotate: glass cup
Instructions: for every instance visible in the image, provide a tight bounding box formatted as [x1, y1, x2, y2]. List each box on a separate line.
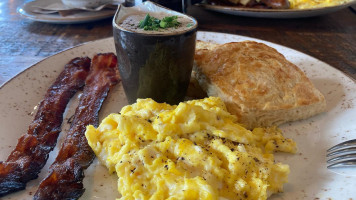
[112, 1, 198, 105]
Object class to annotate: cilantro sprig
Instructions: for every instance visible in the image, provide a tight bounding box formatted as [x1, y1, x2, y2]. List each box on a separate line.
[138, 14, 181, 31]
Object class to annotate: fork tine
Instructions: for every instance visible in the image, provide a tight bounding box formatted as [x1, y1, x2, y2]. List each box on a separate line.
[327, 139, 356, 152]
[327, 159, 356, 169]
[327, 153, 356, 163]
[326, 147, 356, 157]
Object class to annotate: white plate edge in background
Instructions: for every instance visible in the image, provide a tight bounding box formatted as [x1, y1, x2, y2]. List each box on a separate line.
[17, 0, 116, 24]
[197, 0, 356, 18]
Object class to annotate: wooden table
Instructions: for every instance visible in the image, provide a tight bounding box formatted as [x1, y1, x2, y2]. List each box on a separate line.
[0, 0, 355, 85]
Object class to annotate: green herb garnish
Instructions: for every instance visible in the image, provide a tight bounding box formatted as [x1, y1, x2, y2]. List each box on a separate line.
[160, 16, 180, 28]
[138, 14, 181, 31]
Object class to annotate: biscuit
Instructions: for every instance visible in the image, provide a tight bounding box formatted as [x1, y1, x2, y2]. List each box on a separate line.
[193, 41, 326, 129]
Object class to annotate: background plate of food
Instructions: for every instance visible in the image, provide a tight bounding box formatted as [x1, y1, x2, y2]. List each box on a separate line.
[197, 0, 356, 18]
[0, 31, 355, 199]
[17, 0, 119, 24]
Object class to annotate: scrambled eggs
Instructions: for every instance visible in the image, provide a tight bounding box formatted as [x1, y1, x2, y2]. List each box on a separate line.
[289, 0, 353, 9]
[85, 97, 296, 200]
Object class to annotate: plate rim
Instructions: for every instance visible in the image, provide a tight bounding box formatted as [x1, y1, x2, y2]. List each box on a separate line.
[2, 31, 354, 91]
[198, 31, 356, 84]
[198, 0, 356, 12]
[17, 1, 116, 24]
[196, 0, 356, 18]
[1, 31, 356, 199]
[0, 37, 113, 89]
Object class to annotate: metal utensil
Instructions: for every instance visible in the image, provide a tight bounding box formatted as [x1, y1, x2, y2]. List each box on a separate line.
[326, 139, 356, 168]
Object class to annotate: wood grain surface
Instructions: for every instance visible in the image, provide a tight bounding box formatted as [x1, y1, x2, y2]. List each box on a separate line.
[0, 0, 355, 84]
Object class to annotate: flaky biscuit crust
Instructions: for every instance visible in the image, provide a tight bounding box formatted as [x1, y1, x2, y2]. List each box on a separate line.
[194, 41, 326, 129]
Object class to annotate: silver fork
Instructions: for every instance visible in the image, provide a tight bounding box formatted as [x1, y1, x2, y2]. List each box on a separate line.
[326, 139, 356, 168]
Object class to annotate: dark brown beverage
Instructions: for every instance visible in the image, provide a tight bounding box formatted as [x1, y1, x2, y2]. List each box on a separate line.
[113, 2, 197, 104]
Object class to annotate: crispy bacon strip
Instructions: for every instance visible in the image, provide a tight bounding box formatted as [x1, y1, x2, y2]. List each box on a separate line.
[0, 57, 91, 197]
[34, 53, 120, 200]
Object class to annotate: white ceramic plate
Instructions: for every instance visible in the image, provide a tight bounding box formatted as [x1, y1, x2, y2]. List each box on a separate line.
[1, 32, 355, 199]
[197, 0, 356, 18]
[17, 0, 116, 24]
